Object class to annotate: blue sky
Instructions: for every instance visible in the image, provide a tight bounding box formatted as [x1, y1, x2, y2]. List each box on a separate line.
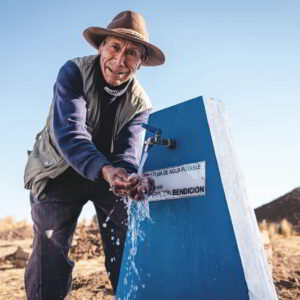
[0, 0, 299, 221]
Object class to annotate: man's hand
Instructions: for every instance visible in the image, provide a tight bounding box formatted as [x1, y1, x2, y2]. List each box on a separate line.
[127, 174, 155, 201]
[101, 165, 134, 196]
[101, 166, 155, 200]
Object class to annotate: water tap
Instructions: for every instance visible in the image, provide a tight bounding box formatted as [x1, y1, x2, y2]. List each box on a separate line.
[141, 123, 176, 153]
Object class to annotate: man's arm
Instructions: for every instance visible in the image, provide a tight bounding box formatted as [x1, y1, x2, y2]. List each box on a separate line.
[112, 109, 150, 173]
[52, 60, 153, 197]
[53, 60, 111, 181]
[52, 61, 134, 193]
[112, 109, 155, 200]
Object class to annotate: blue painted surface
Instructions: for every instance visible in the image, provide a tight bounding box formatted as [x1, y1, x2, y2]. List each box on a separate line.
[117, 97, 249, 300]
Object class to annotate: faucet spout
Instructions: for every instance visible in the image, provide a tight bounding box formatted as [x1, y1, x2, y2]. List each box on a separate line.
[141, 123, 176, 153]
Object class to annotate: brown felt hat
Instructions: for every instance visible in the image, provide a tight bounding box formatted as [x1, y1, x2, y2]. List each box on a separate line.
[83, 11, 165, 67]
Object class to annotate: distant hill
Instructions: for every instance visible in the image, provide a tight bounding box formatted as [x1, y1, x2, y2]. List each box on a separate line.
[255, 187, 300, 226]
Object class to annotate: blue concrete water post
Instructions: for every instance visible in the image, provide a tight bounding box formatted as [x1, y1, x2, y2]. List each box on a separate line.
[116, 97, 277, 300]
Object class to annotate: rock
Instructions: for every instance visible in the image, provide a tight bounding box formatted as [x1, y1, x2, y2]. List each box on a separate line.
[2, 246, 30, 268]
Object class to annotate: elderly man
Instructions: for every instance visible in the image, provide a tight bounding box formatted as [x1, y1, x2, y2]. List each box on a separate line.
[24, 11, 164, 299]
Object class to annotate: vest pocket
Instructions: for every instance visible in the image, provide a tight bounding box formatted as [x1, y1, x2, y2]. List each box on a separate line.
[24, 128, 58, 187]
[37, 129, 57, 167]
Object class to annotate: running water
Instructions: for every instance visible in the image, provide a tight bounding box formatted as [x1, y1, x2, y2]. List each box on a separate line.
[137, 152, 148, 175]
[119, 151, 152, 299]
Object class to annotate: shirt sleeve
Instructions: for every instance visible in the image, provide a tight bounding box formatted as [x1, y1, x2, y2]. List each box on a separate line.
[112, 109, 151, 174]
[52, 60, 111, 181]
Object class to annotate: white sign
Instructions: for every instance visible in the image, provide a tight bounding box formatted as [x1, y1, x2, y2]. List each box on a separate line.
[145, 161, 206, 202]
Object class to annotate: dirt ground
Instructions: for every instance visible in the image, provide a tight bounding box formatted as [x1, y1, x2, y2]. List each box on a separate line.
[271, 235, 300, 300]
[0, 218, 299, 300]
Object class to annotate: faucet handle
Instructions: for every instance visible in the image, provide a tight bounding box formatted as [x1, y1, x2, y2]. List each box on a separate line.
[141, 123, 162, 135]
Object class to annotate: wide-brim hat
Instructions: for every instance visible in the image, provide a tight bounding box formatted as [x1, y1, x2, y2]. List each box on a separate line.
[83, 11, 165, 67]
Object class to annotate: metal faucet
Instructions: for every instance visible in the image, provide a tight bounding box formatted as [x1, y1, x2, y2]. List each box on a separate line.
[141, 123, 176, 153]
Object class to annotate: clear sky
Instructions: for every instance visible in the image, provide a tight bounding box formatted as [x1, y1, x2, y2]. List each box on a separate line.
[0, 0, 299, 221]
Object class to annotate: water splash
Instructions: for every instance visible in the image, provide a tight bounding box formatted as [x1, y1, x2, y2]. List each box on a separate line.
[120, 194, 151, 299]
[118, 151, 152, 299]
[102, 207, 115, 228]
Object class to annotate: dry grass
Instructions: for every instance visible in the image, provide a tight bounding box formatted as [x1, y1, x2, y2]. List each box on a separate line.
[0, 217, 32, 240]
[279, 219, 293, 238]
[259, 219, 294, 239]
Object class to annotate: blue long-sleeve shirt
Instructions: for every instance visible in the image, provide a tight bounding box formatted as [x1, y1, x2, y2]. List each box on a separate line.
[52, 60, 149, 182]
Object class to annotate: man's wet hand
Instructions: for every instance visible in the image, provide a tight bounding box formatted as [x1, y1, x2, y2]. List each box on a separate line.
[127, 175, 155, 201]
[101, 165, 134, 196]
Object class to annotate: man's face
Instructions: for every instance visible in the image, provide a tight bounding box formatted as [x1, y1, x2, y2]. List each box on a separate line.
[99, 36, 145, 86]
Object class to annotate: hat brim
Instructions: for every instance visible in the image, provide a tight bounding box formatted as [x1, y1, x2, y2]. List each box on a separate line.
[83, 27, 165, 67]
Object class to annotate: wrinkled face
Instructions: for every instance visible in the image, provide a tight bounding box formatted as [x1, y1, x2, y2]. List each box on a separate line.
[99, 36, 146, 86]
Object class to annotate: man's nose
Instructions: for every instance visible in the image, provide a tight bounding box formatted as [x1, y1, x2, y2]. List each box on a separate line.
[114, 51, 126, 66]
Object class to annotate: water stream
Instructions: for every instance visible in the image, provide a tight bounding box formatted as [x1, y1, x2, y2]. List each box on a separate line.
[137, 152, 148, 175]
[118, 151, 152, 299]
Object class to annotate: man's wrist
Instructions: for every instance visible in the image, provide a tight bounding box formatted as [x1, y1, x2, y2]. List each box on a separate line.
[100, 164, 114, 182]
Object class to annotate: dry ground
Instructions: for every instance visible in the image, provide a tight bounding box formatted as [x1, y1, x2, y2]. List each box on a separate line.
[0, 239, 114, 300]
[271, 235, 300, 299]
[0, 218, 299, 300]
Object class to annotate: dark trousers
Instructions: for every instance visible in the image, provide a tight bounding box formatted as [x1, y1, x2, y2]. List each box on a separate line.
[25, 169, 128, 300]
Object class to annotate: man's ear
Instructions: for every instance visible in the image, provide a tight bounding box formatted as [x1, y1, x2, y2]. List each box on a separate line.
[137, 62, 142, 70]
[138, 53, 148, 69]
[137, 55, 146, 70]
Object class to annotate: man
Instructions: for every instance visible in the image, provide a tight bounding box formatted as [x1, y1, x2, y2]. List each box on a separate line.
[23, 11, 165, 299]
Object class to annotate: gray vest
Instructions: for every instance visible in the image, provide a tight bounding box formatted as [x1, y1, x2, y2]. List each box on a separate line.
[24, 55, 152, 199]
